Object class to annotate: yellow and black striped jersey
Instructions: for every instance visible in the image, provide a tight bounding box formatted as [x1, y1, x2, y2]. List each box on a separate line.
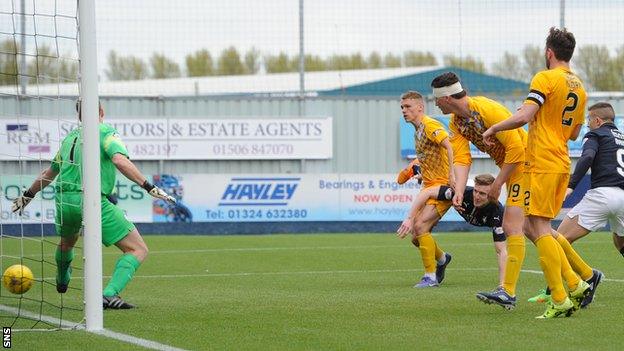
[450, 96, 526, 167]
[414, 115, 450, 187]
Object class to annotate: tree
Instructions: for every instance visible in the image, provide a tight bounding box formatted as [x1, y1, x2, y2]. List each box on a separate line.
[367, 52, 382, 69]
[105, 50, 148, 80]
[244, 47, 260, 74]
[303, 54, 326, 71]
[265, 52, 293, 73]
[327, 53, 366, 70]
[185, 49, 214, 77]
[612, 45, 624, 89]
[216, 46, 245, 75]
[25, 45, 79, 84]
[150, 53, 181, 79]
[575, 45, 622, 91]
[491, 52, 524, 81]
[522, 45, 543, 81]
[383, 53, 402, 68]
[443, 54, 485, 73]
[403, 51, 437, 67]
[0, 40, 19, 86]
[58, 58, 79, 83]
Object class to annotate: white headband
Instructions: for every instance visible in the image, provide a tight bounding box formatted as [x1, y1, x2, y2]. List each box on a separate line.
[433, 82, 463, 98]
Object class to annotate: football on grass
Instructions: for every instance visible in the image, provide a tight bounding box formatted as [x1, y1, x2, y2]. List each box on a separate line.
[3, 264, 34, 294]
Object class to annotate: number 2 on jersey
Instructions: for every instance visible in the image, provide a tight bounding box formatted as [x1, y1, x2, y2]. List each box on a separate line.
[561, 92, 578, 126]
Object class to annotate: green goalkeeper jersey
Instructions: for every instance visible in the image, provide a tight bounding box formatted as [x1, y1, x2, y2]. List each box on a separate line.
[51, 123, 129, 196]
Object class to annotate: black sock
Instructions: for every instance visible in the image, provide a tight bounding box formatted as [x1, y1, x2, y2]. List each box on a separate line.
[546, 287, 551, 295]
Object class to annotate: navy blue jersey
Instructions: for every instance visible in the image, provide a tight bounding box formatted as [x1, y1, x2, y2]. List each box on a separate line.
[437, 186, 505, 241]
[569, 123, 624, 190]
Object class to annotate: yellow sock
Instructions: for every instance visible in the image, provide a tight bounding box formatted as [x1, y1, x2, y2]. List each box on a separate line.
[555, 239, 581, 290]
[417, 233, 437, 274]
[502, 234, 525, 296]
[534, 235, 567, 303]
[434, 242, 444, 261]
[555, 233, 593, 281]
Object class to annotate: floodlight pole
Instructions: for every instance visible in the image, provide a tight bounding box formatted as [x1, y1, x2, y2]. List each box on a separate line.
[560, 0, 565, 29]
[78, 0, 103, 332]
[298, 0, 306, 172]
[298, 0, 305, 116]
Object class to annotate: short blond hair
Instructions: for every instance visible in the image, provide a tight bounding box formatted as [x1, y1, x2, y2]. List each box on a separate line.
[400, 91, 423, 100]
[474, 174, 495, 186]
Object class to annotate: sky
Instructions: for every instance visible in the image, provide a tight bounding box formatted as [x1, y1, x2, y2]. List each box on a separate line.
[2, 0, 624, 80]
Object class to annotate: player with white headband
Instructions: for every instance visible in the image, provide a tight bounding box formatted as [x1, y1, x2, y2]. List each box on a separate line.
[430, 72, 528, 309]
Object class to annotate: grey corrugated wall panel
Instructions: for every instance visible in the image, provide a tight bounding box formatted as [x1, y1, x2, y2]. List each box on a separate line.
[2, 95, 624, 176]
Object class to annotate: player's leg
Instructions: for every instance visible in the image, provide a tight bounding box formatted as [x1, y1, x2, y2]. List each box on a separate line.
[500, 168, 527, 297]
[613, 233, 624, 257]
[54, 193, 82, 293]
[500, 206, 524, 297]
[397, 186, 440, 238]
[56, 234, 79, 293]
[475, 171, 522, 308]
[525, 173, 584, 317]
[101, 197, 144, 309]
[529, 197, 603, 304]
[610, 189, 624, 257]
[525, 215, 574, 317]
[492, 239, 507, 287]
[411, 200, 449, 287]
[555, 216, 593, 280]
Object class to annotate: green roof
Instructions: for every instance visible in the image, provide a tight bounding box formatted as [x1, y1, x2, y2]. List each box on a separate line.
[319, 67, 527, 96]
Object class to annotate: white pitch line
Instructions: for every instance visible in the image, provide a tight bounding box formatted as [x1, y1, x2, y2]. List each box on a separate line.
[93, 329, 188, 351]
[0, 304, 187, 351]
[0, 304, 84, 330]
[36, 267, 624, 283]
[20, 240, 610, 258]
[521, 269, 624, 283]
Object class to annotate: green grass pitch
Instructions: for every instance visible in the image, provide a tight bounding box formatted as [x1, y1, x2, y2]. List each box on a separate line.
[2, 232, 623, 350]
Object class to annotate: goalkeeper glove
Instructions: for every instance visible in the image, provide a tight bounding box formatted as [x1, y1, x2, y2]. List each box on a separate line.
[142, 180, 176, 204]
[396, 159, 422, 185]
[11, 190, 35, 215]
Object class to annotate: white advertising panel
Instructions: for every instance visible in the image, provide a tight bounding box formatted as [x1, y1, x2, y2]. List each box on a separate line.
[0, 117, 333, 160]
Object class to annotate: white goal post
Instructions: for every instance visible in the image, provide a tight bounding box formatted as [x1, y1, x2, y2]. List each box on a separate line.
[78, 0, 103, 332]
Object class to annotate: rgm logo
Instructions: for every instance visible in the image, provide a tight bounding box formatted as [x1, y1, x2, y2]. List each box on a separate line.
[5, 124, 51, 153]
[219, 177, 299, 206]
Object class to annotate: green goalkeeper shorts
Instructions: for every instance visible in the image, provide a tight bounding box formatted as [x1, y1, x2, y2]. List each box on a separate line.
[55, 193, 136, 247]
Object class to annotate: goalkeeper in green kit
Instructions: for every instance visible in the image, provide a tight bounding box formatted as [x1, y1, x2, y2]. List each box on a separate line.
[11, 101, 176, 309]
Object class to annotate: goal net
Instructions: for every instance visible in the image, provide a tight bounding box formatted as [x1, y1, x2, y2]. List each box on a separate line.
[0, 0, 97, 331]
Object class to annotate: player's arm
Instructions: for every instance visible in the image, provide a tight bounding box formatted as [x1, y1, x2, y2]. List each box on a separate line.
[485, 73, 547, 145]
[566, 134, 598, 198]
[11, 166, 59, 215]
[489, 119, 524, 201]
[111, 154, 176, 203]
[449, 121, 470, 207]
[489, 162, 518, 203]
[396, 185, 441, 238]
[453, 165, 469, 209]
[483, 104, 538, 145]
[569, 124, 583, 141]
[440, 137, 456, 190]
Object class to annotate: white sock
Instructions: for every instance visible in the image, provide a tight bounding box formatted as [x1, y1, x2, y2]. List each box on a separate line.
[436, 254, 447, 266]
[424, 272, 436, 280]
